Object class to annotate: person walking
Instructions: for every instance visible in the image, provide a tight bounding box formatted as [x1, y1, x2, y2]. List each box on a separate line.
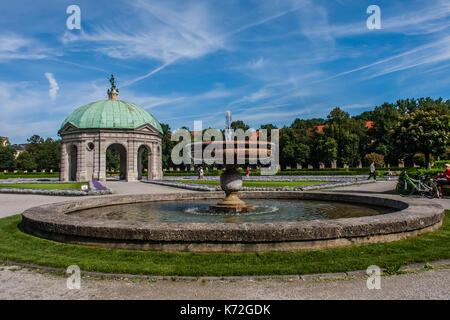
[198, 167, 204, 180]
[246, 168, 250, 178]
[368, 161, 376, 180]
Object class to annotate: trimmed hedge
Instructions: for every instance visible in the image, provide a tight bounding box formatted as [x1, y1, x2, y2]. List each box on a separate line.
[406, 168, 444, 180]
[0, 172, 59, 179]
[434, 160, 450, 168]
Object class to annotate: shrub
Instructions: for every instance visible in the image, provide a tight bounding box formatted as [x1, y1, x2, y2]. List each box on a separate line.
[434, 160, 450, 168]
[364, 153, 385, 167]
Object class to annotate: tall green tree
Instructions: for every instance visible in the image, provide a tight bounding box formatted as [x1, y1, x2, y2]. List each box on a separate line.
[16, 151, 37, 170]
[25, 135, 61, 170]
[324, 107, 362, 167]
[309, 134, 338, 167]
[279, 127, 310, 168]
[365, 102, 401, 165]
[291, 118, 325, 135]
[391, 101, 449, 169]
[230, 120, 250, 131]
[0, 145, 17, 171]
[161, 123, 176, 169]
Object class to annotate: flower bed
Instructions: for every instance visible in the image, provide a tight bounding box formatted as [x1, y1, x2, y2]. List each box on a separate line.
[0, 180, 112, 196]
[164, 175, 397, 182]
[144, 179, 375, 192]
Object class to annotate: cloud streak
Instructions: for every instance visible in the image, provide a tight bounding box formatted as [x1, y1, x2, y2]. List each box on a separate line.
[44, 73, 59, 101]
[0, 33, 51, 61]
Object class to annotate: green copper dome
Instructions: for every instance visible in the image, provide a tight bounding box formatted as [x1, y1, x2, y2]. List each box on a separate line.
[60, 100, 163, 134]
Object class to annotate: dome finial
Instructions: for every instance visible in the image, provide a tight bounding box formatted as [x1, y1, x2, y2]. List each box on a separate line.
[107, 74, 119, 100]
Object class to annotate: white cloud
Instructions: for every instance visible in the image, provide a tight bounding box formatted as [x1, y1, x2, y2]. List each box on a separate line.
[0, 33, 50, 61]
[320, 36, 450, 82]
[62, 1, 228, 76]
[44, 73, 59, 101]
[301, 0, 450, 40]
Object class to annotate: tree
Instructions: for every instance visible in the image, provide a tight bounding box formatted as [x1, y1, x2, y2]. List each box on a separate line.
[230, 120, 250, 131]
[391, 101, 449, 169]
[324, 107, 362, 167]
[291, 118, 325, 135]
[353, 110, 375, 122]
[365, 102, 401, 166]
[106, 148, 120, 172]
[25, 135, 61, 170]
[0, 146, 16, 171]
[161, 123, 176, 169]
[395, 98, 418, 114]
[309, 134, 338, 167]
[259, 124, 278, 140]
[16, 151, 37, 170]
[279, 127, 310, 168]
[364, 152, 385, 167]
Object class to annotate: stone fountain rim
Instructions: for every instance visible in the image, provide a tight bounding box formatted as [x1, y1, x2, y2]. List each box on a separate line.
[21, 191, 444, 247]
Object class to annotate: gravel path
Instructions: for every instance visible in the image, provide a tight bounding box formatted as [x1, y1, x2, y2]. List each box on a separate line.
[0, 265, 448, 300]
[325, 180, 450, 209]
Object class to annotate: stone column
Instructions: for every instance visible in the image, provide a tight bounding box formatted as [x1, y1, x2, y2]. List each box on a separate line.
[78, 140, 88, 181]
[157, 144, 163, 179]
[75, 141, 82, 181]
[97, 137, 107, 182]
[126, 140, 138, 181]
[60, 142, 68, 181]
[150, 142, 162, 180]
[147, 148, 152, 180]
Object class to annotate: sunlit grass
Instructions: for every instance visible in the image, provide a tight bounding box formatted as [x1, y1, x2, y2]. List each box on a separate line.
[0, 211, 448, 276]
[0, 183, 88, 190]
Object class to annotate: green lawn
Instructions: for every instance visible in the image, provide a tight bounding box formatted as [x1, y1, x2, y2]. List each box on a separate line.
[0, 183, 88, 190]
[176, 180, 326, 187]
[0, 211, 448, 276]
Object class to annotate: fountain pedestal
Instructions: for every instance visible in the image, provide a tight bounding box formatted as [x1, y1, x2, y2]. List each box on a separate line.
[189, 139, 273, 213]
[210, 165, 254, 213]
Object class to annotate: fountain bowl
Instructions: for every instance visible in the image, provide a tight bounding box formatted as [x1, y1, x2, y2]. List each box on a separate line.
[21, 191, 444, 253]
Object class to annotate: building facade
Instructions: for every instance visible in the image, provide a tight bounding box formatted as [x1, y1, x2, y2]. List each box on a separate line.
[58, 76, 163, 182]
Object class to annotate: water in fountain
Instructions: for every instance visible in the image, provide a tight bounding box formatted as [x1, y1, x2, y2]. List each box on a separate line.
[69, 199, 395, 223]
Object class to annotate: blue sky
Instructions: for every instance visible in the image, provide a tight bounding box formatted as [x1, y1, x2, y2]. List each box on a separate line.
[0, 0, 449, 143]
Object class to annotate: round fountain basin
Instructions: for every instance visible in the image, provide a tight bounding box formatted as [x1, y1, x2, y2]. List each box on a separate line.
[21, 191, 445, 253]
[69, 199, 395, 223]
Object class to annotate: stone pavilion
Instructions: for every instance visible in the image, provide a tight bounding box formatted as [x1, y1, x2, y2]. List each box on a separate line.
[58, 75, 163, 182]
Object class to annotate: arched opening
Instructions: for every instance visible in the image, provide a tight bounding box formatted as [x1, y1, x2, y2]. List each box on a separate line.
[106, 143, 127, 180]
[68, 145, 78, 181]
[137, 145, 151, 180]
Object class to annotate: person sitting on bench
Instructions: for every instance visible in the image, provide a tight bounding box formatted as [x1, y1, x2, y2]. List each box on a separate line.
[434, 163, 450, 198]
